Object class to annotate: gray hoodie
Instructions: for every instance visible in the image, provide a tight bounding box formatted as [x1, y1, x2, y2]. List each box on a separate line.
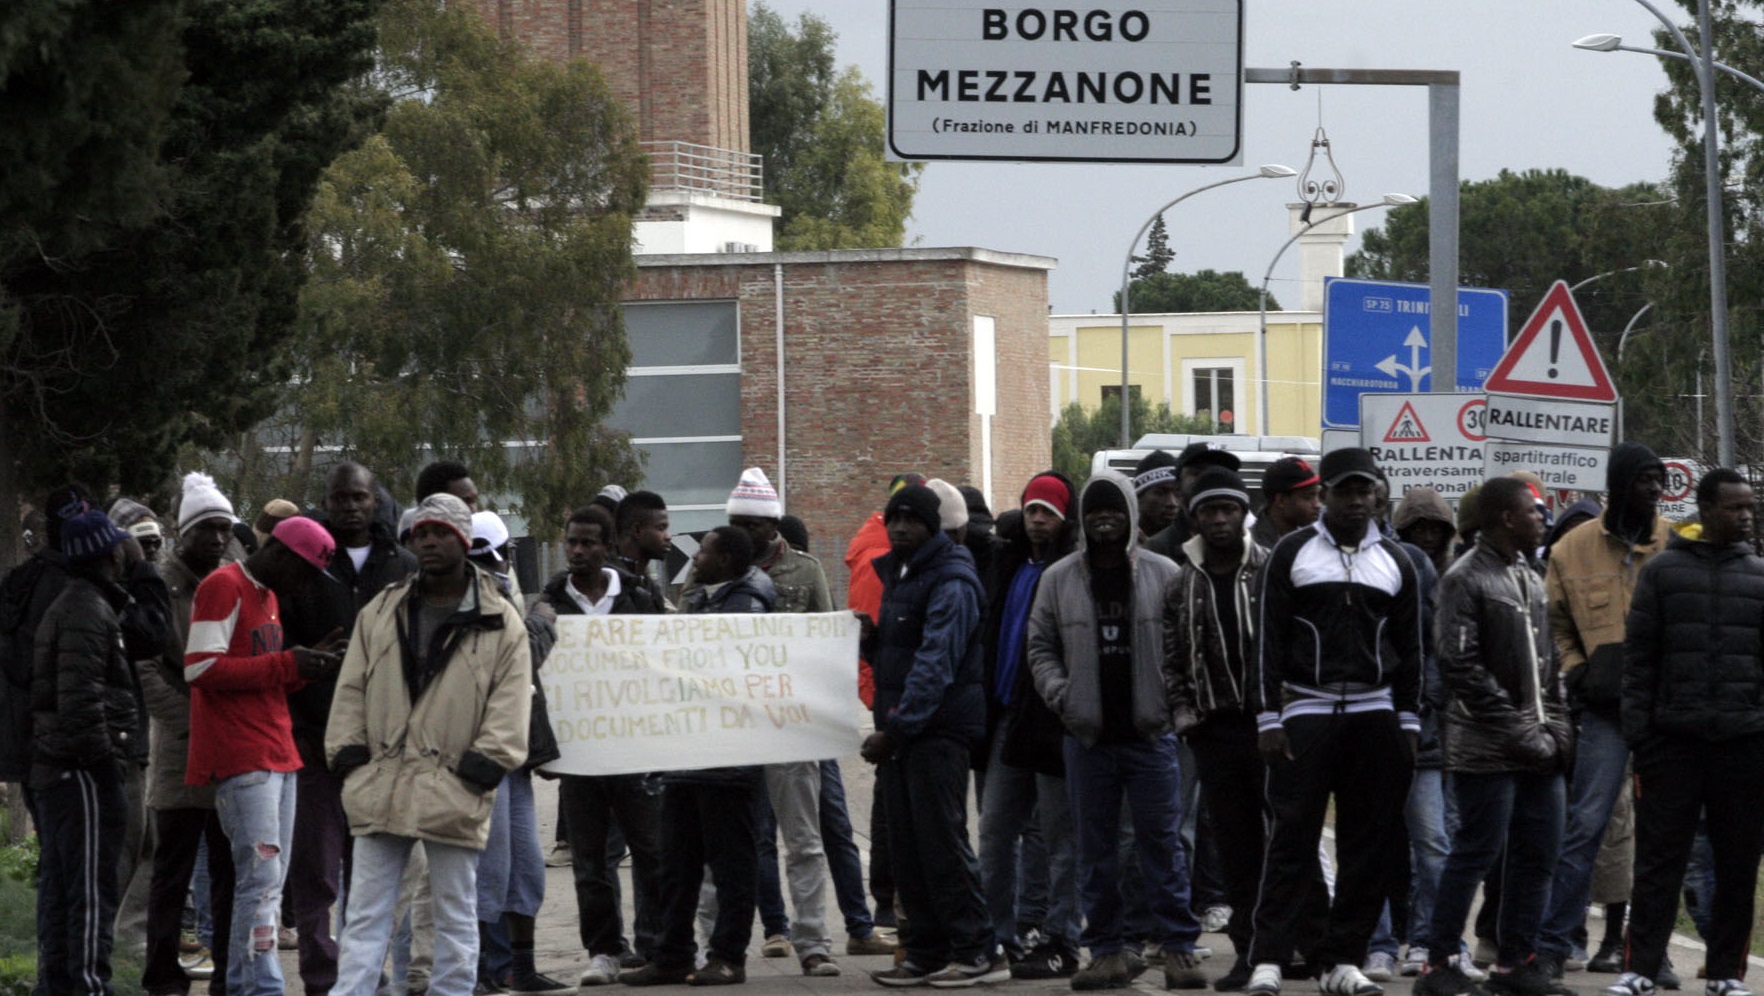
[1026, 471, 1182, 747]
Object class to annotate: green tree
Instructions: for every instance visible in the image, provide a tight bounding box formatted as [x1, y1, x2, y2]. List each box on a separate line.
[749, 2, 922, 250]
[1113, 269, 1277, 313]
[1050, 396, 1215, 484]
[0, 0, 382, 510]
[1132, 215, 1176, 280]
[246, 0, 649, 533]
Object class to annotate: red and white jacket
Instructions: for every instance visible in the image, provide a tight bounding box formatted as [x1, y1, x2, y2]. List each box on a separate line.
[183, 562, 303, 784]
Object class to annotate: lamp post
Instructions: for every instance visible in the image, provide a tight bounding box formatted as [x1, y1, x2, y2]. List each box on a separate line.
[1573, 0, 1733, 464]
[1574, 34, 1764, 92]
[1257, 194, 1418, 436]
[1117, 164, 1298, 448]
[1568, 259, 1669, 294]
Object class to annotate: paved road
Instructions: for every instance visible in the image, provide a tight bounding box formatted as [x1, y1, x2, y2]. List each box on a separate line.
[271, 745, 1724, 995]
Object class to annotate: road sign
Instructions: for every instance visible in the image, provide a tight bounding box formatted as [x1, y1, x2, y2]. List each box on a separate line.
[1484, 440, 1609, 492]
[1483, 280, 1617, 402]
[1484, 394, 1617, 449]
[1658, 458, 1703, 523]
[1323, 278, 1509, 429]
[1360, 393, 1487, 500]
[887, 0, 1245, 164]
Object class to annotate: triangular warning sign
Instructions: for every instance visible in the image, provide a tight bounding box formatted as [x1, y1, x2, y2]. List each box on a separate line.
[1383, 400, 1432, 443]
[1484, 280, 1617, 402]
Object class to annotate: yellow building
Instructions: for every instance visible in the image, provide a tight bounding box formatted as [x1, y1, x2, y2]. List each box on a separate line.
[1048, 203, 1360, 438]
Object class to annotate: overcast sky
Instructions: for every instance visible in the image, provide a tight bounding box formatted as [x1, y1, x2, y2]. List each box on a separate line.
[761, 2, 1706, 314]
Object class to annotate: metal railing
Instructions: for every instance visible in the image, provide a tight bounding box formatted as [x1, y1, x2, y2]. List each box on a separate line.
[641, 141, 764, 201]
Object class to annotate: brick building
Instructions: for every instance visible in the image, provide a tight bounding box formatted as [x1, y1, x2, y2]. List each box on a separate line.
[618, 248, 1055, 595]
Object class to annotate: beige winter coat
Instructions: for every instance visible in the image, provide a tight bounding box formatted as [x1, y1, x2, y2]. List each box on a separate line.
[325, 567, 530, 849]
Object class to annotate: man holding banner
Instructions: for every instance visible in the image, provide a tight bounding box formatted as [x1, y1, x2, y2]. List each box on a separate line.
[860, 483, 1002, 988]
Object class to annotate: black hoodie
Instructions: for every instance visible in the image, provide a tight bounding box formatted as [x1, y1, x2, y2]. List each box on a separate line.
[1603, 442, 1666, 541]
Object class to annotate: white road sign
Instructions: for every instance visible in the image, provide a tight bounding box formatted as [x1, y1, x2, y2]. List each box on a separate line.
[1360, 393, 1488, 501]
[887, 0, 1244, 163]
[1484, 394, 1617, 449]
[1484, 441, 1610, 492]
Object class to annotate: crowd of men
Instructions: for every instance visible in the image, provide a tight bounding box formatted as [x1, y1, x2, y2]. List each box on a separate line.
[3, 438, 1761, 996]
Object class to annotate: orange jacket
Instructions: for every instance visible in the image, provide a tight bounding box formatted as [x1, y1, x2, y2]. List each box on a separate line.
[844, 512, 891, 707]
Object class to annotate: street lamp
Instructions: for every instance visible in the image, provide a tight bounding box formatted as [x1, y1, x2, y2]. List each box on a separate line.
[1573, 0, 1733, 465]
[1117, 164, 1298, 448]
[1568, 259, 1669, 293]
[1257, 194, 1419, 436]
[1574, 34, 1764, 92]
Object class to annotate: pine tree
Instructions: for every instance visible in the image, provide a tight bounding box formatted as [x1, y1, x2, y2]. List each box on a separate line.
[1131, 215, 1176, 280]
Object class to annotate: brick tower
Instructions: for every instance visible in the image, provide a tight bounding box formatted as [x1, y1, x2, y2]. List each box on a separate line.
[472, 0, 779, 252]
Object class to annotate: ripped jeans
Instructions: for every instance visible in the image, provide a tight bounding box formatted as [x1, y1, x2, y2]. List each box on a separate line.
[214, 769, 297, 996]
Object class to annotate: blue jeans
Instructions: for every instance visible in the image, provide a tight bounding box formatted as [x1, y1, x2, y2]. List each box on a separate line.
[1369, 768, 1451, 955]
[980, 732, 1080, 953]
[1429, 770, 1566, 968]
[819, 759, 878, 938]
[337, 835, 479, 996]
[1539, 711, 1629, 957]
[1065, 735, 1202, 956]
[478, 770, 544, 921]
[213, 769, 297, 996]
[753, 790, 790, 937]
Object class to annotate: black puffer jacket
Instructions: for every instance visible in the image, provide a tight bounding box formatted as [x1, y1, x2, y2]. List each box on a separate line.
[1622, 533, 1764, 745]
[1436, 539, 1572, 774]
[29, 576, 140, 788]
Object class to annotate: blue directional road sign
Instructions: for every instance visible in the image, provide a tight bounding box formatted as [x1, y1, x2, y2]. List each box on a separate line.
[1323, 277, 1509, 429]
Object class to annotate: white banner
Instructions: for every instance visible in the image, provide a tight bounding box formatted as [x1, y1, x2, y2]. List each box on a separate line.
[540, 612, 863, 777]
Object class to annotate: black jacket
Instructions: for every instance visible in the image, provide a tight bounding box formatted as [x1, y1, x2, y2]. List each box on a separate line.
[1622, 533, 1764, 746]
[285, 521, 419, 765]
[29, 576, 140, 788]
[664, 568, 775, 788]
[980, 509, 1077, 775]
[1435, 539, 1571, 774]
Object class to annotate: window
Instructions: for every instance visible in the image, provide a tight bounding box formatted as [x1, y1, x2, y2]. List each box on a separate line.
[1181, 359, 1244, 432]
[612, 300, 742, 533]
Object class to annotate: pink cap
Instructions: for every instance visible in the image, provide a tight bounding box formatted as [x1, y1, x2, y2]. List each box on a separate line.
[273, 516, 335, 572]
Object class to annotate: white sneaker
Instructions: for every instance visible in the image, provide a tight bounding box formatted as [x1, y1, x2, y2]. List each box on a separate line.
[1707, 981, 1754, 996]
[1321, 963, 1385, 996]
[1451, 953, 1489, 983]
[1201, 905, 1233, 934]
[579, 953, 621, 987]
[1247, 963, 1283, 995]
[1604, 973, 1659, 996]
[1364, 952, 1398, 983]
[1401, 948, 1428, 978]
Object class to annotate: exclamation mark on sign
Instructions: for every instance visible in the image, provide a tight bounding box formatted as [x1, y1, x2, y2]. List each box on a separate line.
[1547, 319, 1562, 379]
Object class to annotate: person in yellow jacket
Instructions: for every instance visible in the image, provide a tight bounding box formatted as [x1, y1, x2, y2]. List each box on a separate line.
[1533, 443, 1672, 981]
[326, 493, 532, 996]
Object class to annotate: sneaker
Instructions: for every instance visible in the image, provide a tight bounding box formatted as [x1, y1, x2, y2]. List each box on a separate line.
[688, 957, 745, 986]
[1660, 961, 1682, 991]
[545, 841, 573, 868]
[1246, 963, 1283, 995]
[1454, 954, 1491, 983]
[927, 955, 1010, 988]
[579, 954, 622, 987]
[620, 962, 693, 987]
[1402, 950, 1429, 978]
[873, 962, 934, 987]
[1603, 973, 1660, 996]
[619, 951, 649, 970]
[1415, 963, 1490, 996]
[476, 979, 510, 995]
[1201, 906, 1233, 934]
[804, 955, 842, 977]
[1143, 942, 1166, 966]
[1012, 941, 1080, 980]
[180, 949, 214, 981]
[1486, 963, 1557, 996]
[1166, 951, 1209, 990]
[1320, 964, 1384, 996]
[1365, 953, 1398, 983]
[1214, 961, 1252, 992]
[508, 972, 576, 996]
[279, 926, 299, 950]
[1073, 950, 1149, 991]
[762, 934, 792, 958]
[1707, 981, 1754, 996]
[1589, 942, 1624, 974]
[850, 933, 900, 956]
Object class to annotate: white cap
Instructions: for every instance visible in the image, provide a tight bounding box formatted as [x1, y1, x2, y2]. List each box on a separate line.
[926, 478, 969, 531]
[470, 510, 510, 563]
